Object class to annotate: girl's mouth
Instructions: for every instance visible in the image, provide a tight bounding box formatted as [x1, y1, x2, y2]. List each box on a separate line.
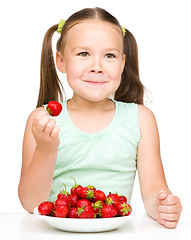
[84, 81, 106, 85]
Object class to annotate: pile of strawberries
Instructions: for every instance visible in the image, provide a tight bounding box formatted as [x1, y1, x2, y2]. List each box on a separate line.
[38, 177, 132, 218]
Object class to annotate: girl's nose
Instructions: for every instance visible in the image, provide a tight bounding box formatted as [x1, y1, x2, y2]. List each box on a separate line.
[89, 57, 103, 74]
[90, 69, 103, 73]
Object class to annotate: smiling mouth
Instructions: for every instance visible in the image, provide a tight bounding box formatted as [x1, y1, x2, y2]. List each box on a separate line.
[84, 80, 107, 85]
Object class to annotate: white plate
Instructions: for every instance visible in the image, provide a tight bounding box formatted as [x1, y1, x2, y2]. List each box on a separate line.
[33, 207, 131, 232]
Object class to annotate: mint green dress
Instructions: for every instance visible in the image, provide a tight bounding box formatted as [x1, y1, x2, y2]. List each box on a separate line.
[45, 100, 140, 203]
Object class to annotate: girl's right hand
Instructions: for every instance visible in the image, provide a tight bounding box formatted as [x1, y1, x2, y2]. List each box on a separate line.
[32, 110, 60, 152]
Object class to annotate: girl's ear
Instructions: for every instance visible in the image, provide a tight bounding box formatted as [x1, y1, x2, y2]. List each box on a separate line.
[56, 51, 66, 73]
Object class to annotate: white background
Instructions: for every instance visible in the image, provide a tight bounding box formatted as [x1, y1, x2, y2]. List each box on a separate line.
[0, 0, 190, 215]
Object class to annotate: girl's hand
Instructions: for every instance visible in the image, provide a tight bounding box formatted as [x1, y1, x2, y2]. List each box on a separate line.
[32, 110, 60, 152]
[157, 190, 182, 228]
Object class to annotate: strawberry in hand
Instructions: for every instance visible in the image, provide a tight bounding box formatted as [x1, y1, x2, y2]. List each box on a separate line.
[46, 101, 62, 116]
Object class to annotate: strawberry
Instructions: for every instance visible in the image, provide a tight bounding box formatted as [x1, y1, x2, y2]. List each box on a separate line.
[55, 198, 70, 208]
[118, 195, 127, 203]
[86, 185, 96, 192]
[54, 205, 68, 218]
[78, 187, 95, 200]
[94, 190, 106, 202]
[100, 205, 117, 218]
[76, 199, 92, 208]
[116, 202, 132, 216]
[78, 206, 95, 218]
[68, 207, 78, 218]
[93, 201, 105, 215]
[38, 201, 54, 216]
[46, 101, 62, 116]
[57, 183, 70, 200]
[70, 193, 79, 207]
[70, 176, 83, 196]
[106, 193, 119, 207]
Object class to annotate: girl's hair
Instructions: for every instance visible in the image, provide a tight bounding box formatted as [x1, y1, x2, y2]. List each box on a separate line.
[37, 7, 145, 107]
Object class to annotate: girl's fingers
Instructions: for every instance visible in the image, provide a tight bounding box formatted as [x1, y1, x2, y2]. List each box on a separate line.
[33, 109, 48, 125]
[159, 194, 178, 206]
[158, 204, 179, 214]
[161, 219, 178, 229]
[35, 115, 51, 133]
[50, 126, 60, 138]
[43, 119, 56, 136]
[159, 212, 180, 222]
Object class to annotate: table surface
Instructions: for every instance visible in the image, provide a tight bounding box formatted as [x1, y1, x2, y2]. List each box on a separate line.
[1, 210, 190, 240]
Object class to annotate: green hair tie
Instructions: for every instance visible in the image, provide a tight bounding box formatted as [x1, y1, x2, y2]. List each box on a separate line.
[57, 19, 65, 34]
[121, 26, 126, 36]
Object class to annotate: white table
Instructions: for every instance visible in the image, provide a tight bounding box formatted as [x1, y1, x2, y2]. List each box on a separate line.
[1, 211, 190, 240]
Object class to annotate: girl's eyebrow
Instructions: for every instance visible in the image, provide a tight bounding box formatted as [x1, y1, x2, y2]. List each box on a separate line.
[72, 46, 91, 52]
[72, 46, 120, 53]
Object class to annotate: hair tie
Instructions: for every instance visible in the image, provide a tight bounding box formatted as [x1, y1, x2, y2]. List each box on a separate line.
[57, 19, 65, 34]
[121, 26, 126, 36]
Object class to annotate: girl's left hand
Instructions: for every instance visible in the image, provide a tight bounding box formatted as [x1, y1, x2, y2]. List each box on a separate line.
[157, 190, 182, 228]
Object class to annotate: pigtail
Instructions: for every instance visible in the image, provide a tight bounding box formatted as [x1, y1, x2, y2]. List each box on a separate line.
[36, 25, 64, 107]
[114, 29, 144, 104]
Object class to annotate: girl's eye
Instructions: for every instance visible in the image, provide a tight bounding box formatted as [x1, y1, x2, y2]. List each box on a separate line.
[105, 53, 116, 59]
[78, 52, 90, 57]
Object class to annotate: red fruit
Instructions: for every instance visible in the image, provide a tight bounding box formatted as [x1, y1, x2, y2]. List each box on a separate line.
[46, 101, 62, 116]
[70, 193, 79, 207]
[57, 183, 70, 200]
[76, 199, 92, 208]
[93, 201, 105, 215]
[38, 201, 54, 216]
[94, 190, 106, 202]
[55, 198, 70, 208]
[78, 187, 95, 200]
[70, 176, 83, 196]
[78, 206, 95, 218]
[100, 205, 117, 218]
[55, 205, 68, 218]
[106, 193, 119, 206]
[86, 185, 96, 192]
[68, 207, 78, 218]
[118, 195, 127, 203]
[116, 202, 132, 216]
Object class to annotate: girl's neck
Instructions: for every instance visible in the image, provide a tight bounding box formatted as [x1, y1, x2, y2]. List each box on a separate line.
[66, 95, 116, 133]
[68, 95, 114, 113]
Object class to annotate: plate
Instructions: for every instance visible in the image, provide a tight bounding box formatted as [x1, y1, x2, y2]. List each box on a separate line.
[33, 207, 131, 232]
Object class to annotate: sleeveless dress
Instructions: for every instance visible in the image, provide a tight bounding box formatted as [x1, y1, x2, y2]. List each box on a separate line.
[44, 99, 140, 203]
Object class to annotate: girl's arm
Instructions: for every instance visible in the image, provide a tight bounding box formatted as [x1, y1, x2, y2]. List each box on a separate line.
[137, 105, 182, 228]
[18, 107, 60, 213]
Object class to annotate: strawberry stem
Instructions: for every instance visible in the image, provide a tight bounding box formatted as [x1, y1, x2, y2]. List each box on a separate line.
[71, 176, 77, 185]
[63, 183, 66, 192]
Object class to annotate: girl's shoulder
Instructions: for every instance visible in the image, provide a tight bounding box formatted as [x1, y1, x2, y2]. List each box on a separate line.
[137, 104, 158, 135]
[138, 104, 155, 118]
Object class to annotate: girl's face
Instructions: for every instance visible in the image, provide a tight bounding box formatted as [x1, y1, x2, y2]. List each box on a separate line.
[57, 20, 125, 102]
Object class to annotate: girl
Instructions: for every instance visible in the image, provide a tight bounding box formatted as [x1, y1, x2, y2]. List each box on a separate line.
[18, 7, 182, 228]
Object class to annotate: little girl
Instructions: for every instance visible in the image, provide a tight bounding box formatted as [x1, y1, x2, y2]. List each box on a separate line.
[18, 7, 182, 228]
